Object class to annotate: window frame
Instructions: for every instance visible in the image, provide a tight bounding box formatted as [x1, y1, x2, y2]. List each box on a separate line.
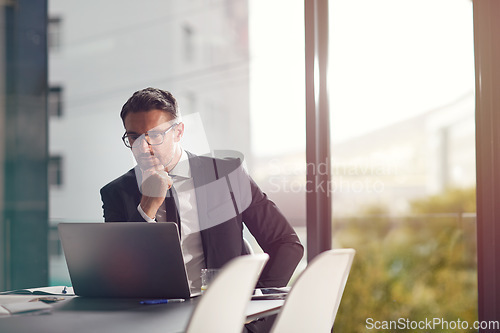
[472, 0, 500, 324]
[305, 0, 499, 325]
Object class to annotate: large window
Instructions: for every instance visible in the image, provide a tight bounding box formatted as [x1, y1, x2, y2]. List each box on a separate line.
[43, 0, 486, 329]
[329, 0, 476, 330]
[47, 0, 306, 284]
[3, 1, 499, 325]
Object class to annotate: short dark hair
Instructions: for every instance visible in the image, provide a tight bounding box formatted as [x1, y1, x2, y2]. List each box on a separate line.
[120, 87, 179, 122]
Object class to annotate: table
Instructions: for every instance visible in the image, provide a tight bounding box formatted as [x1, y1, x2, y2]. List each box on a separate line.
[0, 295, 283, 333]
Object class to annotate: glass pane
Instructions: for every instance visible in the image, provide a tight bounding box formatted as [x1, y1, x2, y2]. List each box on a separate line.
[329, 0, 476, 331]
[48, 0, 306, 285]
[246, 0, 306, 271]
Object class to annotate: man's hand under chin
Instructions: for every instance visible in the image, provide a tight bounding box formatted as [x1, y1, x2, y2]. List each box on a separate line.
[139, 164, 173, 220]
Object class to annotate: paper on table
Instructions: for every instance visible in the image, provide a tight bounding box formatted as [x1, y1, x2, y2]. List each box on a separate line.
[0, 301, 52, 316]
[0, 286, 74, 296]
[251, 287, 290, 300]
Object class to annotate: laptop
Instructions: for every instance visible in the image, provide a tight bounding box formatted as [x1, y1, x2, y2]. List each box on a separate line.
[58, 222, 197, 298]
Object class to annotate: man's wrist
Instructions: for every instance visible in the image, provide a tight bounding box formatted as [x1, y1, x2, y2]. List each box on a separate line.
[139, 194, 165, 217]
[137, 203, 156, 223]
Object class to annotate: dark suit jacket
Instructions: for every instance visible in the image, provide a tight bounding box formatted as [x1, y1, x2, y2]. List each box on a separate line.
[100, 151, 303, 287]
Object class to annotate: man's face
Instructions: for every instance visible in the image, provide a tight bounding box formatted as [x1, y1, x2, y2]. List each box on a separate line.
[123, 109, 183, 172]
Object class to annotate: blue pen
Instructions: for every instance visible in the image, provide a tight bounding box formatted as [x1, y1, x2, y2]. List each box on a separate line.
[140, 299, 185, 305]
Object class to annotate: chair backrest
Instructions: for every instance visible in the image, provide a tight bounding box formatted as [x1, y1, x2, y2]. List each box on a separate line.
[243, 237, 255, 254]
[185, 253, 269, 333]
[270, 248, 355, 333]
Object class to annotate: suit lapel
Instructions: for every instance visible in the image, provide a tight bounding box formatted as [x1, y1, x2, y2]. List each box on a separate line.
[187, 151, 217, 267]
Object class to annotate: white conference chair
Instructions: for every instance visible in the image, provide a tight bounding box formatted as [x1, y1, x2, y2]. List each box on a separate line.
[270, 248, 356, 333]
[243, 237, 255, 254]
[185, 253, 269, 333]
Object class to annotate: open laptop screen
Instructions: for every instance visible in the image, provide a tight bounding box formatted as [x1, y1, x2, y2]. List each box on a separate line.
[58, 222, 192, 298]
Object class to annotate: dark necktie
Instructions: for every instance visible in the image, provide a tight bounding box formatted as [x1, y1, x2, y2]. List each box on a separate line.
[156, 185, 181, 238]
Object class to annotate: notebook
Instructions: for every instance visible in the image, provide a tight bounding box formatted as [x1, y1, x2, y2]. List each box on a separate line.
[58, 222, 197, 298]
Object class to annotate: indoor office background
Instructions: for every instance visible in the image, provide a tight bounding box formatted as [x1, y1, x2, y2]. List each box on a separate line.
[1, 0, 499, 332]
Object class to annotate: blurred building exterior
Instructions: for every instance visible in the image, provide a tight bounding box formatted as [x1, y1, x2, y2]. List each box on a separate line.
[47, 0, 475, 285]
[48, 0, 250, 284]
[331, 92, 475, 215]
[48, 0, 250, 222]
[255, 92, 475, 218]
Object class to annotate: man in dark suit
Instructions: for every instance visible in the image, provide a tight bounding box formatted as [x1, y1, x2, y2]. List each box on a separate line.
[100, 87, 303, 293]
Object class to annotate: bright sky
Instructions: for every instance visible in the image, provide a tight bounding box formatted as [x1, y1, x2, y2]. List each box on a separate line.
[249, 0, 474, 155]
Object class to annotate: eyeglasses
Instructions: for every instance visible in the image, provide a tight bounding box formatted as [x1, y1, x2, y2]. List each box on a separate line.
[122, 123, 178, 148]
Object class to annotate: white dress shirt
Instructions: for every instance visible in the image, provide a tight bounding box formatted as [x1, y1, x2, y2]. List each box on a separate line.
[137, 149, 205, 292]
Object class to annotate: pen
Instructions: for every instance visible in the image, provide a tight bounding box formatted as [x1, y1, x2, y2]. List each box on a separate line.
[140, 299, 185, 305]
